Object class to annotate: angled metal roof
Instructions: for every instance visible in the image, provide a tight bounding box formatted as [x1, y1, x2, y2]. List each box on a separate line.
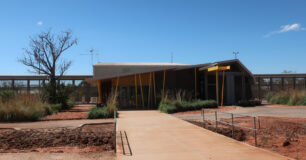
[87, 66, 179, 82]
[94, 62, 187, 66]
[92, 62, 188, 81]
[88, 59, 255, 82]
[174, 63, 212, 70]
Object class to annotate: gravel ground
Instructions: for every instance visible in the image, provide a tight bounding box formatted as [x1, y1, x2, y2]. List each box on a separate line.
[174, 105, 306, 121]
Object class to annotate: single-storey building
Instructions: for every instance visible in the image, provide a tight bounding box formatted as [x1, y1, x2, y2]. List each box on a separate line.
[87, 59, 255, 109]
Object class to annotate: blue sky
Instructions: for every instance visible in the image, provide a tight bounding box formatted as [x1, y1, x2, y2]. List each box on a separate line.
[0, 0, 306, 75]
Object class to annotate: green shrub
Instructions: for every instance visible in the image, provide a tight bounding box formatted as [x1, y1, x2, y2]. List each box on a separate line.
[158, 103, 177, 114]
[0, 90, 15, 102]
[87, 91, 118, 119]
[87, 107, 115, 119]
[0, 94, 52, 122]
[269, 94, 289, 104]
[41, 83, 75, 110]
[50, 103, 63, 113]
[158, 99, 217, 114]
[297, 96, 306, 106]
[67, 96, 76, 108]
[265, 92, 274, 102]
[238, 99, 262, 107]
[55, 84, 75, 109]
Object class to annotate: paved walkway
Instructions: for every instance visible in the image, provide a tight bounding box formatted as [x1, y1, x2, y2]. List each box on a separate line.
[116, 111, 291, 160]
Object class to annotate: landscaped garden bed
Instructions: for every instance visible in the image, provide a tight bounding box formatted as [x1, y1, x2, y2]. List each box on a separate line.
[0, 123, 114, 153]
[159, 99, 217, 113]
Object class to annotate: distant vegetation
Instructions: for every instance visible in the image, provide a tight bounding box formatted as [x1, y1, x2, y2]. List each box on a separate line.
[266, 90, 306, 106]
[0, 84, 76, 122]
[282, 70, 296, 74]
[40, 83, 76, 112]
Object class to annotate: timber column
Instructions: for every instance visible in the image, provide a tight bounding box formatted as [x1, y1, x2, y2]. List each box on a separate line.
[207, 65, 230, 106]
[97, 80, 103, 104]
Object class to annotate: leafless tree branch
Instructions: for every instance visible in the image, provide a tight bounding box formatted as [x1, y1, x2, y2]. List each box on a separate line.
[18, 29, 77, 103]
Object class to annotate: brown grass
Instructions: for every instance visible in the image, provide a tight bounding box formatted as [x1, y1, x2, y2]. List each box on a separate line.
[0, 94, 52, 122]
[267, 90, 306, 106]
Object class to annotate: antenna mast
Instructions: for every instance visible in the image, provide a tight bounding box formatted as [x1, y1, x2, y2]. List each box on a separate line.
[81, 48, 99, 66]
[233, 51, 239, 59]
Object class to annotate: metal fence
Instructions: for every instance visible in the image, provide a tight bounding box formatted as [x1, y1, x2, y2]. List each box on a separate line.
[201, 108, 258, 146]
[177, 108, 306, 159]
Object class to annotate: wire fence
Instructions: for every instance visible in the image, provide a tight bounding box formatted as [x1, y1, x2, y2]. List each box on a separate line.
[178, 108, 306, 159]
[201, 109, 258, 146]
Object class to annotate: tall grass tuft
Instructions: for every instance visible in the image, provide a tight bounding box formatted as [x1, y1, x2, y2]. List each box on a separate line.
[0, 94, 52, 122]
[106, 91, 118, 115]
[87, 91, 118, 119]
[0, 90, 15, 102]
[266, 90, 306, 106]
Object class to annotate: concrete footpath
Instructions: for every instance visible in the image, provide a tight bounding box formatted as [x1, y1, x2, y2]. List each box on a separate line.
[116, 111, 291, 160]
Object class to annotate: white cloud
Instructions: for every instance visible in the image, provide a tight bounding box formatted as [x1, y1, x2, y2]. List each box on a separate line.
[264, 23, 306, 38]
[37, 21, 43, 26]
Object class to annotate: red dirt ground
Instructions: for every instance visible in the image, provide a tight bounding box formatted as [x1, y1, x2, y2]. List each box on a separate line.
[0, 105, 115, 154]
[245, 117, 306, 160]
[0, 123, 114, 153]
[43, 105, 94, 121]
[190, 116, 306, 160]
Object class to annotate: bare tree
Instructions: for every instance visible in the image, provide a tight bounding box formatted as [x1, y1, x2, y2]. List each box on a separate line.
[19, 30, 77, 103]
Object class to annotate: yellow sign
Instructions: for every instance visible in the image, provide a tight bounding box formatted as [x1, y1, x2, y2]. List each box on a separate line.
[207, 66, 230, 72]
